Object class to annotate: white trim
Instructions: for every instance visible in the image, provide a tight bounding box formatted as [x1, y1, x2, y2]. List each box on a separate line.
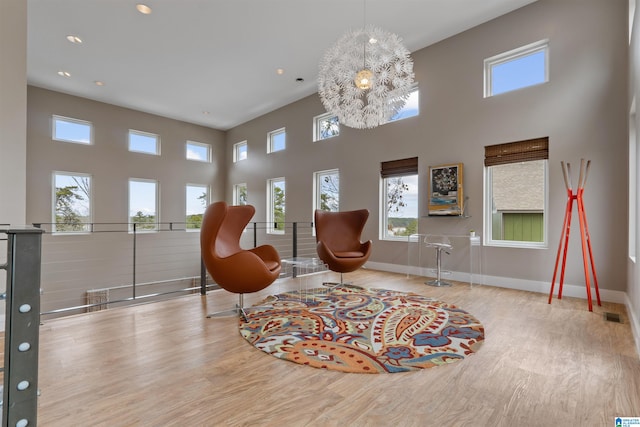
[128, 129, 160, 156]
[186, 140, 211, 163]
[484, 39, 549, 98]
[52, 115, 93, 145]
[624, 293, 640, 359]
[267, 128, 286, 153]
[233, 140, 247, 162]
[313, 112, 339, 142]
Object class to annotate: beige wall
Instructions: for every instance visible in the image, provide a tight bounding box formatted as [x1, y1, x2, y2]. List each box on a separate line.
[26, 87, 226, 225]
[0, 0, 27, 225]
[227, 0, 628, 292]
[0, 0, 28, 330]
[26, 87, 227, 311]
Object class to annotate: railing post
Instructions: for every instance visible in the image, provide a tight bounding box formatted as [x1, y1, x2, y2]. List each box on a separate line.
[252, 222, 257, 248]
[292, 222, 298, 258]
[1, 226, 44, 427]
[200, 258, 207, 295]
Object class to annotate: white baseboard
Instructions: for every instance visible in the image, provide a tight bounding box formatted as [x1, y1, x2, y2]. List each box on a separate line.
[624, 293, 640, 359]
[366, 260, 640, 358]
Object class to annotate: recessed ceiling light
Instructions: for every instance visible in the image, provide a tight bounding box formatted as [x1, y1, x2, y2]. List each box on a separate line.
[66, 35, 82, 44]
[276, 68, 285, 75]
[296, 77, 304, 83]
[57, 71, 71, 77]
[136, 4, 152, 14]
[94, 81, 105, 86]
[202, 111, 210, 115]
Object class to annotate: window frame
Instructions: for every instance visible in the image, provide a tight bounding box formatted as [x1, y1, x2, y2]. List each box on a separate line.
[313, 169, 340, 215]
[483, 159, 548, 249]
[185, 183, 209, 231]
[388, 84, 420, 123]
[267, 128, 286, 153]
[630, 98, 637, 262]
[128, 178, 159, 232]
[233, 183, 248, 206]
[128, 129, 160, 156]
[313, 112, 340, 142]
[233, 141, 248, 162]
[267, 177, 286, 234]
[379, 157, 419, 241]
[52, 171, 93, 234]
[185, 140, 211, 163]
[52, 115, 93, 145]
[484, 39, 549, 98]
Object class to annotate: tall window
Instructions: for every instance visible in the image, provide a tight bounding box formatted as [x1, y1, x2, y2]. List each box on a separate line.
[484, 138, 548, 247]
[630, 100, 637, 262]
[186, 184, 208, 230]
[267, 178, 285, 234]
[484, 40, 548, 97]
[186, 141, 211, 162]
[53, 172, 92, 233]
[313, 169, 339, 212]
[313, 113, 340, 142]
[389, 85, 419, 122]
[234, 183, 248, 205]
[129, 130, 160, 155]
[380, 158, 419, 240]
[129, 178, 158, 231]
[52, 115, 92, 145]
[233, 141, 247, 162]
[267, 128, 286, 153]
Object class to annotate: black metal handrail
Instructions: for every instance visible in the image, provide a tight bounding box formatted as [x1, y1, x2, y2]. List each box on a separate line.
[31, 220, 316, 316]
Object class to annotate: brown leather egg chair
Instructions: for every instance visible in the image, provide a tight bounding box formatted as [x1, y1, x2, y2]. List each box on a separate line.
[314, 209, 372, 286]
[201, 201, 281, 321]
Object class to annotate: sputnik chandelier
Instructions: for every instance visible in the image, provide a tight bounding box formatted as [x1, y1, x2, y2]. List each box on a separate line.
[318, 25, 415, 129]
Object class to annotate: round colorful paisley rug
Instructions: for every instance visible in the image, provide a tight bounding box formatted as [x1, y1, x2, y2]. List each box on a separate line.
[239, 285, 485, 374]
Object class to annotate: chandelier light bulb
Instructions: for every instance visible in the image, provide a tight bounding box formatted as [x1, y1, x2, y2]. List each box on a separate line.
[355, 69, 373, 90]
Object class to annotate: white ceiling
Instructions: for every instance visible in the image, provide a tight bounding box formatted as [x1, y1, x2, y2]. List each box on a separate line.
[27, 0, 538, 130]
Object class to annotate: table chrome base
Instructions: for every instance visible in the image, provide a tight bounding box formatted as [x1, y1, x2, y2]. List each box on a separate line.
[426, 279, 453, 287]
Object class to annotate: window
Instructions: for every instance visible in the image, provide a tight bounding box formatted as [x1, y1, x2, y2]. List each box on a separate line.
[53, 172, 92, 233]
[630, 99, 637, 262]
[233, 141, 247, 162]
[186, 141, 211, 162]
[52, 115, 92, 145]
[129, 130, 160, 155]
[129, 178, 158, 231]
[267, 178, 285, 234]
[380, 158, 419, 240]
[484, 138, 549, 248]
[484, 40, 548, 97]
[313, 113, 339, 142]
[389, 85, 419, 122]
[313, 169, 339, 213]
[186, 184, 208, 230]
[234, 183, 248, 205]
[267, 128, 286, 153]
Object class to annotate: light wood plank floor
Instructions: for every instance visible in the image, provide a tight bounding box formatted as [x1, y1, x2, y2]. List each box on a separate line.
[31, 269, 640, 426]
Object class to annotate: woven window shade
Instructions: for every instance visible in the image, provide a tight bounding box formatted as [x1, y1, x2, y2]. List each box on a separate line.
[484, 137, 549, 167]
[380, 157, 418, 178]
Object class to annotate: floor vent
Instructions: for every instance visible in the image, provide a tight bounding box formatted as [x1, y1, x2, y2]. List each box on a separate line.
[86, 289, 109, 312]
[604, 312, 622, 323]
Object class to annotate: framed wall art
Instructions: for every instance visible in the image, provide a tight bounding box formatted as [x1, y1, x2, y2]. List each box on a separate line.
[428, 163, 464, 216]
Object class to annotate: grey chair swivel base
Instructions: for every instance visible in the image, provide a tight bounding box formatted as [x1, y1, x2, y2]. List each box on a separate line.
[207, 294, 270, 322]
[425, 241, 453, 287]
